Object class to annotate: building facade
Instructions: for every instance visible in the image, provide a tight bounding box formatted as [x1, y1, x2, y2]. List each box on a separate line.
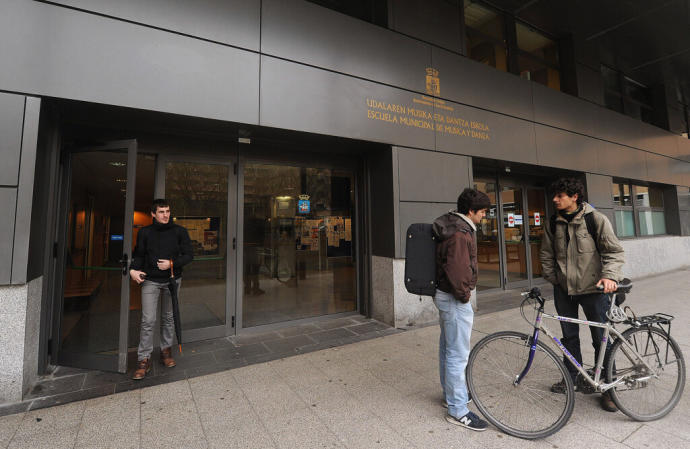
[1, 0, 689, 404]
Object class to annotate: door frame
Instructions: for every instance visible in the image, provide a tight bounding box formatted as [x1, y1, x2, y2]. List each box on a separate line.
[154, 153, 238, 341]
[53, 139, 138, 373]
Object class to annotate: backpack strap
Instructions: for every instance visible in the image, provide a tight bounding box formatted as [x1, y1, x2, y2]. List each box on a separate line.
[584, 211, 600, 253]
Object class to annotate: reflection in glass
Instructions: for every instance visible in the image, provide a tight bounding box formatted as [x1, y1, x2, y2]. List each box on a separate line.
[518, 55, 560, 91]
[464, 0, 507, 71]
[612, 182, 631, 206]
[501, 187, 528, 283]
[638, 211, 666, 236]
[474, 180, 500, 290]
[516, 22, 558, 66]
[61, 151, 129, 358]
[614, 210, 635, 237]
[527, 189, 546, 278]
[243, 164, 356, 327]
[165, 162, 228, 330]
[634, 185, 664, 208]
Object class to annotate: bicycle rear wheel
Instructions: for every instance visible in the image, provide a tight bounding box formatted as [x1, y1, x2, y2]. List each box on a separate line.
[606, 326, 685, 421]
[467, 331, 575, 439]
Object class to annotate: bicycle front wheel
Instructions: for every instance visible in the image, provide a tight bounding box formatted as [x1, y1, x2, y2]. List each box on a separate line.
[607, 326, 686, 421]
[467, 331, 575, 439]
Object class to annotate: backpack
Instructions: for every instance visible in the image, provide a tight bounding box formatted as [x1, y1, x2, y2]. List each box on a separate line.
[549, 211, 599, 253]
[404, 223, 438, 296]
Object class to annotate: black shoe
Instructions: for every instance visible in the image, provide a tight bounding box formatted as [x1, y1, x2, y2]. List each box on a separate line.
[600, 391, 618, 412]
[577, 374, 596, 395]
[446, 411, 488, 431]
[550, 378, 574, 394]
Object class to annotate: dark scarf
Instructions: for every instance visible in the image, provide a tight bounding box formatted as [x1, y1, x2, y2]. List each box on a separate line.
[559, 204, 582, 223]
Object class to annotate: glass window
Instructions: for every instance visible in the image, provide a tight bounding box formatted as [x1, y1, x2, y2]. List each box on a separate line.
[612, 182, 631, 206]
[464, 0, 504, 40]
[614, 210, 635, 238]
[516, 22, 558, 66]
[242, 163, 356, 327]
[602, 66, 655, 125]
[613, 181, 667, 237]
[166, 162, 229, 330]
[466, 30, 508, 71]
[634, 185, 664, 208]
[464, 0, 507, 72]
[517, 55, 560, 91]
[638, 211, 666, 236]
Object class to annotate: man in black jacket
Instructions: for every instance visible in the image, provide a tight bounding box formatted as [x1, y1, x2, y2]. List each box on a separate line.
[129, 199, 193, 380]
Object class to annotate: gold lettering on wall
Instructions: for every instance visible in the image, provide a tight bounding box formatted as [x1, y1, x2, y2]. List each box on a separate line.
[364, 67, 492, 142]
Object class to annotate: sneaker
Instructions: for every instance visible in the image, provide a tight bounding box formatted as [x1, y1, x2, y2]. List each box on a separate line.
[446, 411, 488, 431]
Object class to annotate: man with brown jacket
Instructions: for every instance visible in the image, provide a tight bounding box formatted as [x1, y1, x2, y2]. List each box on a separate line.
[539, 177, 625, 412]
[432, 188, 490, 431]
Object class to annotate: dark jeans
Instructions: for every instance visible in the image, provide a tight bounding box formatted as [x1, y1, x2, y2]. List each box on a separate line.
[553, 285, 612, 381]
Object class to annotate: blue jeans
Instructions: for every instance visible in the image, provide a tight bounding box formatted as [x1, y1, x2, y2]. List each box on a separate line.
[433, 289, 473, 418]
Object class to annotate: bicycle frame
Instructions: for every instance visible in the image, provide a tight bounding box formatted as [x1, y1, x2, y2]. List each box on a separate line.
[516, 306, 659, 392]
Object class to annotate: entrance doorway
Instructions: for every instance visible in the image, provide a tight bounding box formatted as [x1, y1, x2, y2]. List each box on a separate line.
[474, 177, 548, 291]
[55, 140, 145, 373]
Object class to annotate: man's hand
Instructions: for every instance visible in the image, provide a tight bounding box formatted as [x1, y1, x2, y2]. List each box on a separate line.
[597, 278, 618, 294]
[157, 259, 172, 271]
[130, 269, 146, 284]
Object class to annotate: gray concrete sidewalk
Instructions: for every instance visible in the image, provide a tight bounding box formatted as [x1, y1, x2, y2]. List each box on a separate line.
[1, 269, 688, 449]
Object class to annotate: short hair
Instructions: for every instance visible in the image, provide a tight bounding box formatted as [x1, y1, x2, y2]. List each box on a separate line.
[151, 198, 170, 213]
[549, 177, 585, 205]
[457, 188, 491, 215]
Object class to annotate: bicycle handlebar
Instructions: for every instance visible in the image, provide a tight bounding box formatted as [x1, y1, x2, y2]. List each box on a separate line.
[595, 277, 633, 294]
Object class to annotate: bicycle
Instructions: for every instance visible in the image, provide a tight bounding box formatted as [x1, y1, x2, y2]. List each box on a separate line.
[466, 279, 686, 439]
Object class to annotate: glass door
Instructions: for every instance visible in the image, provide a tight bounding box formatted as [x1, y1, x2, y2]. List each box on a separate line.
[500, 184, 529, 288]
[56, 140, 137, 373]
[526, 188, 547, 283]
[156, 157, 236, 341]
[474, 179, 501, 291]
[240, 163, 357, 328]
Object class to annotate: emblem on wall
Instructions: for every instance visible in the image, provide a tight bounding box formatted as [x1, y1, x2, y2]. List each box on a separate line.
[425, 67, 440, 96]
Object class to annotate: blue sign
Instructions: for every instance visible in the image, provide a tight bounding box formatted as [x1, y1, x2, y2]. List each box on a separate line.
[110, 234, 124, 241]
[298, 200, 311, 214]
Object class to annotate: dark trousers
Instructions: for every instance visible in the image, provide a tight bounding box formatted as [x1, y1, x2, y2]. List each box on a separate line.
[553, 285, 612, 381]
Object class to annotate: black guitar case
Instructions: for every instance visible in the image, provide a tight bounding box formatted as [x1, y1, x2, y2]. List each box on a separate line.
[404, 223, 437, 296]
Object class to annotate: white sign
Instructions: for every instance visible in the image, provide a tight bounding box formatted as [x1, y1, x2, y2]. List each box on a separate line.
[507, 213, 515, 227]
[515, 214, 523, 225]
[534, 212, 541, 226]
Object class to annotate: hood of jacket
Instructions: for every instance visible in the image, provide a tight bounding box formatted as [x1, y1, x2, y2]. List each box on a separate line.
[432, 211, 474, 241]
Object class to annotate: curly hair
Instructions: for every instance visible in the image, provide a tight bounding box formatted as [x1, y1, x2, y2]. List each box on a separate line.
[457, 188, 491, 214]
[549, 177, 585, 205]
